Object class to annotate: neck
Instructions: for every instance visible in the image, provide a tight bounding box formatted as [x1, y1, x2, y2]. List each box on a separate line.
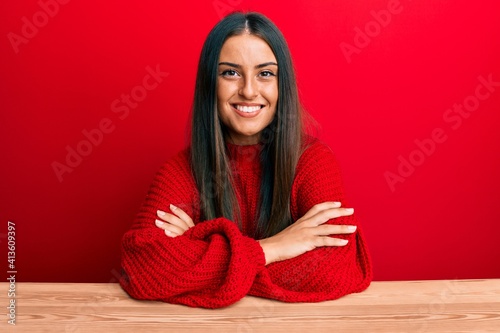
[225, 133, 260, 146]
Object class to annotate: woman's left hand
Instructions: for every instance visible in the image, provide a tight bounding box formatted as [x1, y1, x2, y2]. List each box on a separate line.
[155, 204, 194, 237]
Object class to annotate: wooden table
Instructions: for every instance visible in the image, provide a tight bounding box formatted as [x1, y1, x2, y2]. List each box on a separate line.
[1, 279, 499, 332]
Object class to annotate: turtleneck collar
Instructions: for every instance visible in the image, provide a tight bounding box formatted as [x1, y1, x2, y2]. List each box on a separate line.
[225, 141, 263, 167]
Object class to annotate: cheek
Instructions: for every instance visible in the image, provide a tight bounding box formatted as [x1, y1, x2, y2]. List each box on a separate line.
[217, 85, 228, 116]
[216, 80, 225, 102]
[217, 80, 238, 100]
[263, 83, 278, 105]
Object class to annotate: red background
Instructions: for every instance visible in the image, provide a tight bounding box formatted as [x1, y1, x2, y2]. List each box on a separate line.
[1, 0, 499, 283]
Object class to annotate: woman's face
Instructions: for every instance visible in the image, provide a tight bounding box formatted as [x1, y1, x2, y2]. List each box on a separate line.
[217, 34, 278, 145]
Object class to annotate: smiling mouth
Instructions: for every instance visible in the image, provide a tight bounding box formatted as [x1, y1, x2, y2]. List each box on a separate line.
[232, 104, 264, 113]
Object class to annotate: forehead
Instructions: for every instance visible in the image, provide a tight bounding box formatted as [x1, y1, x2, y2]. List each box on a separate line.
[219, 34, 277, 64]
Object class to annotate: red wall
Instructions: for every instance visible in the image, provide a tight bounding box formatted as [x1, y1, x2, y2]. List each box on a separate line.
[1, 0, 499, 283]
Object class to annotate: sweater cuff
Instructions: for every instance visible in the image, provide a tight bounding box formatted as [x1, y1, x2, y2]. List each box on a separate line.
[245, 236, 266, 271]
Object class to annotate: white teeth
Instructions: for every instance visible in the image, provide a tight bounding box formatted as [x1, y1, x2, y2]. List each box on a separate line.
[235, 105, 261, 113]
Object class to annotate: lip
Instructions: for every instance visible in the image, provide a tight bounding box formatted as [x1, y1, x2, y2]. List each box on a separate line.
[233, 102, 263, 106]
[231, 103, 264, 118]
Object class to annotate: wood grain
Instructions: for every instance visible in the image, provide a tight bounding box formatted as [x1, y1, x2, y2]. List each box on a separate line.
[1, 279, 499, 332]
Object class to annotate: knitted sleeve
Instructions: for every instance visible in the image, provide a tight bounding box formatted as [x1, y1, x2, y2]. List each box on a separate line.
[249, 140, 373, 302]
[119, 151, 266, 308]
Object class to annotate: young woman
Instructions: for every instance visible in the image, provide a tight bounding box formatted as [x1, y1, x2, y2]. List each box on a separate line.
[120, 12, 372, 308]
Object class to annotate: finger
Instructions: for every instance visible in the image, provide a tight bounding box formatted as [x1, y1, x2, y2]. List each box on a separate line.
[164, 228, 180, 238]
[155, 219, 185, 236]
[170, 204, 195, 228]
[306, 207, 354, 227]
[157, 210, 190, 231]
[314, 236, 349, 247]
[313, 224, 357, 236]
[163, 227, 180, 238]
[299, 201, 342, 221]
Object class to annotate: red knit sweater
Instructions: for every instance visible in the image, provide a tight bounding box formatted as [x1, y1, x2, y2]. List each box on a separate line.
[120, 138, 372, 308]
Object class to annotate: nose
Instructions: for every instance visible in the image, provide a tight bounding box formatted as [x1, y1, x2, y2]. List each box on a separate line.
[239, 76, 258, 99]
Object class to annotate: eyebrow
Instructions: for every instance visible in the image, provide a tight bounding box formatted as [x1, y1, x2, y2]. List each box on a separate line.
[218, 61, 278, 69]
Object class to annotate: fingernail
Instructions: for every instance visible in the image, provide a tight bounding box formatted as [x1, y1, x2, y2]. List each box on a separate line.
[157, 210, 166, 216]
[340, 239, 349, 245]
[165, 229, 173, 237]
[332, 201, 341, 207]
[170, 204, 177, 211]
[347, 225, 357, 232]
[155, 219, 165, 227]
[345, 208, 354, 214]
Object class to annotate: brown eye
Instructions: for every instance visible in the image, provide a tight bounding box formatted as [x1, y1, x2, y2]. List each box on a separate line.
[260, 70, 276, 77]
[221, 69, 238, 77]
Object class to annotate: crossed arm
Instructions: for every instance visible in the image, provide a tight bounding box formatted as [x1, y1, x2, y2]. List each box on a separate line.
[120, 143, 372, 308]
[155, 201, 357, 265]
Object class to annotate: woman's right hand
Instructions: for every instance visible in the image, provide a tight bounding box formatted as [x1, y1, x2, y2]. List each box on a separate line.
[257, 202, 357, 265]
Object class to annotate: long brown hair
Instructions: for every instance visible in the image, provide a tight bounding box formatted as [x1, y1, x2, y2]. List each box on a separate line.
[190, 12, 305, 238]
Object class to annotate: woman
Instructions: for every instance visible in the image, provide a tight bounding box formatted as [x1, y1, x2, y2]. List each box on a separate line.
[120, 12, 372, 308]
